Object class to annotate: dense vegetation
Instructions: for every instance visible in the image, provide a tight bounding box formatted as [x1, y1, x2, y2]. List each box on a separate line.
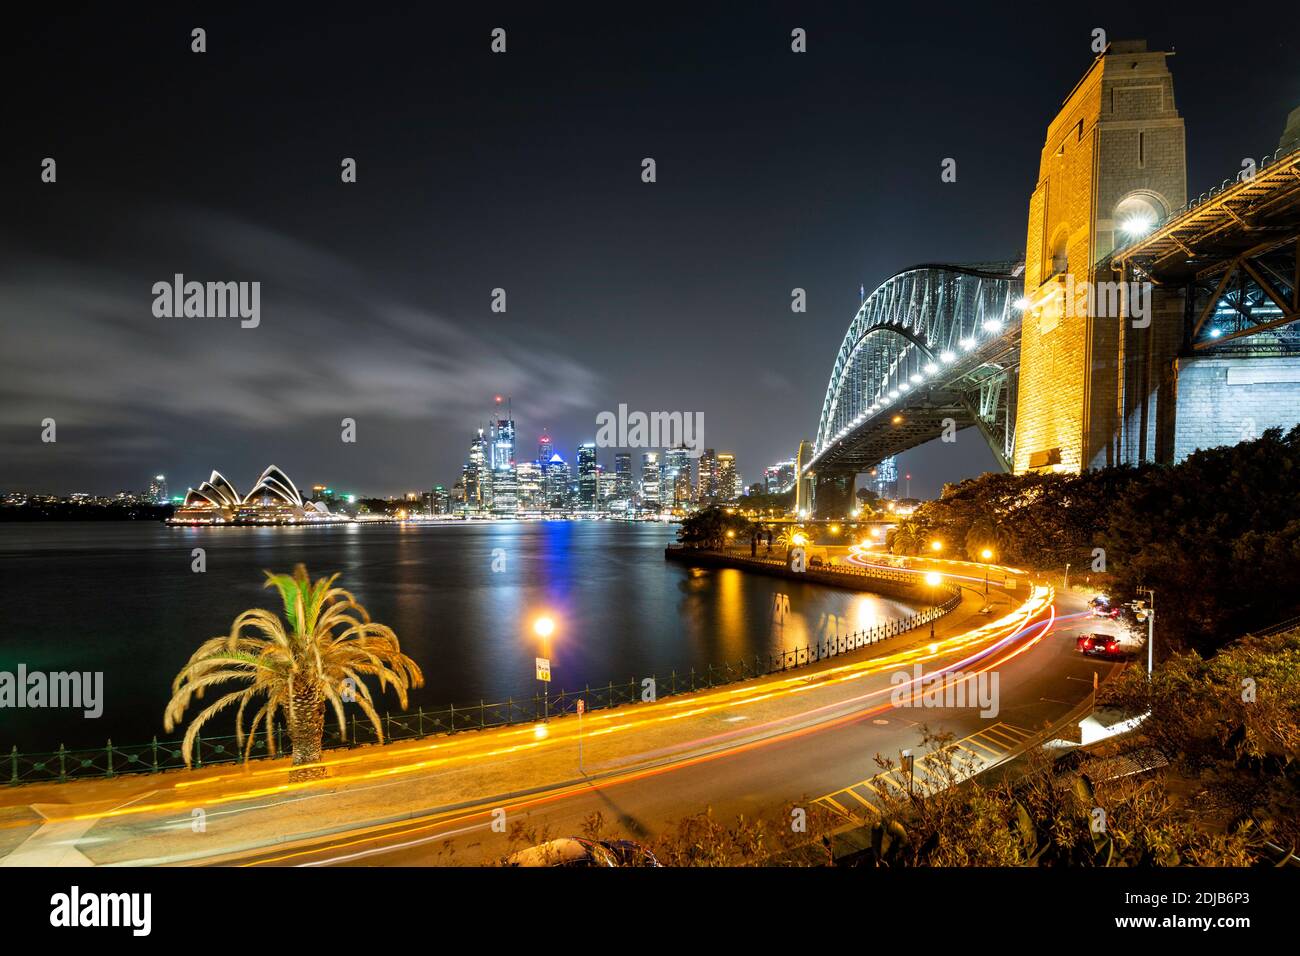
[676, 506, 757, 549]
[895, 426, 1300, 654]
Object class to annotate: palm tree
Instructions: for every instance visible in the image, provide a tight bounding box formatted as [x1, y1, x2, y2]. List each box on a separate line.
[164, 564, 423, 778]
[775, 526, 806, 552]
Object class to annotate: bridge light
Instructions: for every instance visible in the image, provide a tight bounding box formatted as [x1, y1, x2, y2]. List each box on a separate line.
[940, 350, 956, 363]
[960, 337, 976, 351]
[1121, 216, 1154, 237]
[909, 373, 923, 383]
[888, 389, 900, 399]
[924, 362, 939, 375]
[1209, 327, 1224, 338]
[1013, 296, 1030, 310]
[891, 414, 904, 425]
[899, 382, 910, 392]
[983, 318, 1003, 333]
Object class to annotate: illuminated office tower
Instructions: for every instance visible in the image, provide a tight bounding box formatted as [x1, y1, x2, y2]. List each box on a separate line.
[577, 442, 598, 508]
[515, 462, 543, 511]
[696, 449, 719, 504]
[662, 445, 693, 509]
[463, 428, 490, 512]
[717, 453, 737, 502]
[544, 453, 571, 510]
[640, 451, 660, 509]
[613, 453, 633, 503]
[764, 459, 796, 494]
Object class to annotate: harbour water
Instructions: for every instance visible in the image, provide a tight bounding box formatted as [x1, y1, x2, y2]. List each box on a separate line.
[0, 521, 917, 750]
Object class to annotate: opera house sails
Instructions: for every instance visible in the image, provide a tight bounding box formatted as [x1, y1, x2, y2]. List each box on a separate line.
[170, 465, 343, 525]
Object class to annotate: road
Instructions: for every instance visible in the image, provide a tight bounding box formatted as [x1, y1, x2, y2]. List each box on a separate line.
[0, 554, 1125, 867]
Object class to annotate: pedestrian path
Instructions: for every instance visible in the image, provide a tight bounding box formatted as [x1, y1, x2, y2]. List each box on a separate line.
[815, 721, 1037, 820]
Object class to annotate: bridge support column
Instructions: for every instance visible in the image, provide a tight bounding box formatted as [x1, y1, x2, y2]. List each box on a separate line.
[811, 472, 855, 520]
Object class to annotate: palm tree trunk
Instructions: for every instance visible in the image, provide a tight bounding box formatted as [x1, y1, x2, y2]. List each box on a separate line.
[288, 677, 327, 780]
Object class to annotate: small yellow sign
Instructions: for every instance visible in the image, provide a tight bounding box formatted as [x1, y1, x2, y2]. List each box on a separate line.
[535, 657, 551, 682]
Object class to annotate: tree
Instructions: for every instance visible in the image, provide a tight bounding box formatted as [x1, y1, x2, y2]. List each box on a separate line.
[676, 507, 754, 550]
[164, 564, 424, 778]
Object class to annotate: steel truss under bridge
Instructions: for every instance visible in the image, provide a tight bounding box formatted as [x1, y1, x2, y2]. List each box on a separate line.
[1113, 143, 1300, 356]
[808, 262, 1024, 477]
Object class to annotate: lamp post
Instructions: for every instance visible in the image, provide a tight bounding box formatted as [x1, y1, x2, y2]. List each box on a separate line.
[533, 615, 555, 722]
[924, 571, 942, 640]
[1136, 587, 1155, 679]
[980, 548, 994, 597]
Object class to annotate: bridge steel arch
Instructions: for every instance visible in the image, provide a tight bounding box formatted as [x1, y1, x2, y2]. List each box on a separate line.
[805, 263, 1024, 512]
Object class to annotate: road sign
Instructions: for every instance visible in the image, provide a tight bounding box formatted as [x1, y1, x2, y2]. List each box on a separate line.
[535, 657, 551, 682]
[576, 699, 585, 715]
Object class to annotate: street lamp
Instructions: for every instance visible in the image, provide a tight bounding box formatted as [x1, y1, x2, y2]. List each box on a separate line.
[533, 615, 556, 722]
[924, 571, 942, 640]
[980, 548, 994, 597]
[1136, 587, 1156, 679]
[930, 540, 943, 553]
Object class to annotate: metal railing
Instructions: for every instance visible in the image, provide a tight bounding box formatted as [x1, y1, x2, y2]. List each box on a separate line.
[4, 583, 960, 787]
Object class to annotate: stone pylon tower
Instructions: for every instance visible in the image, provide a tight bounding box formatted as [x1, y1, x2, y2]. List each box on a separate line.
[1013, 40, 1186, 474]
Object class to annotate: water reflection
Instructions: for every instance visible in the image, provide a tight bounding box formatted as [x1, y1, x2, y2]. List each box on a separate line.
[0, 521, 918, 749]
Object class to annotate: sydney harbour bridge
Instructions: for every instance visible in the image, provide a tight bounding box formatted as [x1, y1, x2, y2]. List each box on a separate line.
[800, 41, 1300, 517]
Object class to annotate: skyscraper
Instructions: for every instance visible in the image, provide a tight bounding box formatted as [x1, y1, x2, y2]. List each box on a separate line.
[147, 474, 168, 504]
[717, 453, 737, 503]
[640, 451, 660, 510]
[663, 445, 693, 510]
[577, 442, 598, 508]
[613, 453, 633, 504]
[515, 462, 543, 511]
[463, 428, 490, 512]
[544, 453, 571, 510]
[697, 449, 719, 504]
[764, 459, 796, 494]
[489, 399, 517, 514]
[872, 456, 899, 500]
[536, 431, 554, 464]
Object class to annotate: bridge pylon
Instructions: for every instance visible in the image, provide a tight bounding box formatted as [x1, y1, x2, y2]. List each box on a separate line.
[1014, 39, 1186, 473]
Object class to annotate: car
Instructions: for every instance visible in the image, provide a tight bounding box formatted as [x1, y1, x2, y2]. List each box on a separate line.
[1089, 597, 1121, 619]
[503, 837, 661, 867]
[1076, 633, 1125, 659]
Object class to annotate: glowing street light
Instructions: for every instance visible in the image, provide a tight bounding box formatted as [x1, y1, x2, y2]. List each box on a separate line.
[533, 615, 556, 722]
[924, 571, 943, 640]
[929, 540, 943, 552]
[979, 548, 994, 596]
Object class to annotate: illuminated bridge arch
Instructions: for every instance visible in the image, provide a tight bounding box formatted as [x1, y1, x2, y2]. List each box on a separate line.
[808, 262, 1024, 480]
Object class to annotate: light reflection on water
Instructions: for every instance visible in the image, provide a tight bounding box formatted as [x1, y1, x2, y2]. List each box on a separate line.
[0, 521, 917, 749]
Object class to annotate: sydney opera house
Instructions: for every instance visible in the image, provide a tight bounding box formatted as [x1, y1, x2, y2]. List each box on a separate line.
[170, 465, 343, 525]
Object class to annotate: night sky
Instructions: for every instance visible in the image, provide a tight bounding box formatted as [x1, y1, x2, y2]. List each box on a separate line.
[3, 3, 1295, 499]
